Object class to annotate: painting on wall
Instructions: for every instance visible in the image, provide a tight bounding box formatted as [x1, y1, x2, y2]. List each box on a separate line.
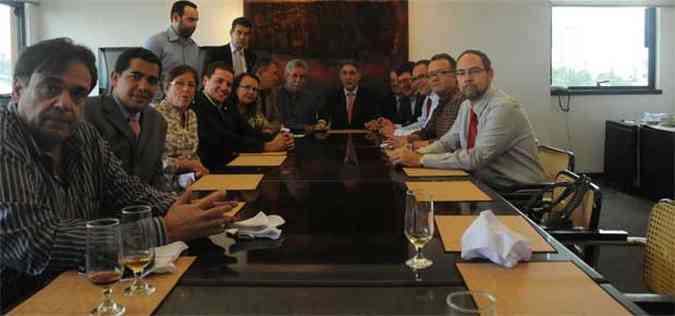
[244, 0, 408, 94]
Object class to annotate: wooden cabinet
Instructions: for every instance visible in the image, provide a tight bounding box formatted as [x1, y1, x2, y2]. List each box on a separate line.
[605, 121, 675, 200]
[639, 125, 675, 201]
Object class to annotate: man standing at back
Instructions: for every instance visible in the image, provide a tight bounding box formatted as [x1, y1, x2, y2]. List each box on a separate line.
[204, 17, 257, 76]
[85, 48, 168, 190]
[144, 1, 201, 76]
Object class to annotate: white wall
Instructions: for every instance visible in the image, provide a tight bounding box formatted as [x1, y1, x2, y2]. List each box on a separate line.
[30, 0, 675, 173]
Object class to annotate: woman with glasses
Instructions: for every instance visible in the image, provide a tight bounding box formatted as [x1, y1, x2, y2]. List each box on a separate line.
[154, 65, 209, 191]
[230, 73, 275, 138]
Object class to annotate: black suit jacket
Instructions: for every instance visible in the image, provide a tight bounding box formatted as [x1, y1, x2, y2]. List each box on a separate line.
[319, 87, 379, 129]
[83, 95, 167, 190]
[192, 91, 265, 172]
[203, 43, 257, 73]
[379, 92, 415, 126]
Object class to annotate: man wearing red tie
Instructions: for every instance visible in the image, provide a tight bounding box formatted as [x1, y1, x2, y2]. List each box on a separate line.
[391, 50, 545, 190]
[318, 61, 379, 130]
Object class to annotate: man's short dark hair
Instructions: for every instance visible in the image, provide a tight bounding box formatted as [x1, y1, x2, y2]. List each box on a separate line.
[252, 56, 276, 75]
[114, 48, 162, 78]
[13, 37, 98, 92]
[231, 17, 253, 32]
[203, 61, 233, 79]
[414, 59, 430, 67]
[457, 49, 492, 71]
[395, 61, 415, 76]
[170, 1, 197, 19]
[430, 53, 457, 71]
[338, 60, 360, 72]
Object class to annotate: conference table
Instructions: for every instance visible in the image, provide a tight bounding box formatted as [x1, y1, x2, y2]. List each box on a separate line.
[154, 131, 645, 315]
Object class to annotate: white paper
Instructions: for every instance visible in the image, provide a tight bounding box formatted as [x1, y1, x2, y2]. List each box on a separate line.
[177, 172, 196, 188]
[460, 210, 532, 268]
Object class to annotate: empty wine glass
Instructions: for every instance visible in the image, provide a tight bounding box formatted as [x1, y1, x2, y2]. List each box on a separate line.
[446, 291, 496, 315]
[120, 205, 156, 296]
[86, 218, 125, 316]
[404, 190, 434, 269]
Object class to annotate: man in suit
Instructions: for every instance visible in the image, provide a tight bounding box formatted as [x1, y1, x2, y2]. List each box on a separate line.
[379, 62, 416, 126]
[192, 62, 292, 172]
[84, 48, 168, 190]
[203, 17, 256, 76]
[318, 61, 379, 130]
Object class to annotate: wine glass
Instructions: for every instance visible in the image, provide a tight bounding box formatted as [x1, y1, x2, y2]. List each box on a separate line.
[120, 205, 156, 296]
[446, 291, 496, 315]
[86, 218, 125, 316]
[404, 190, 434, 269]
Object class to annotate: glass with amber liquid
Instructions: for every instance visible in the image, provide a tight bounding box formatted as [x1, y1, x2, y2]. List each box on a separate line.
[120, 205, 156, 296]
[404, 190, 434, 269]
[86, 218, 125, 316]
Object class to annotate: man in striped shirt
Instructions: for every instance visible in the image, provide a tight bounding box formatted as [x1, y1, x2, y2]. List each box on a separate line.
[0, 38, 236, 311]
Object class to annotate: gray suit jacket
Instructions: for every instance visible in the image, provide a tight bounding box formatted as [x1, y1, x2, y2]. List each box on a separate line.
[84, 95, 168, 190]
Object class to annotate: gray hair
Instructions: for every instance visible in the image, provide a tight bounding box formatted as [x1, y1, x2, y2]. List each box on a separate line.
[285, 59, 309, 75]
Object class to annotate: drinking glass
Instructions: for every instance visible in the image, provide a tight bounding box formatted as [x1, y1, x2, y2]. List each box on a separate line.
[120, 205, 156, 296]
[446, 291, 496, 316]
[86, 218, 125, 316]
[404, 190, 434, 269]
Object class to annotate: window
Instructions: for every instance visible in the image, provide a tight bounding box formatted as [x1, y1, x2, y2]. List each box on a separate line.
[551, 6, 658, 94]
[0, 1, 25, 96]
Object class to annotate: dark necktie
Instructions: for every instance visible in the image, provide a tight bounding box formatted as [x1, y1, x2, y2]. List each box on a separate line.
[467, 107, 478, 149]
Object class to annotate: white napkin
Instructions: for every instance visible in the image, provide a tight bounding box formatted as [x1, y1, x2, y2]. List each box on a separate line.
[226, 212, 285, 240]
[151, 241, 189, 274]
[460, 210, 532, 268]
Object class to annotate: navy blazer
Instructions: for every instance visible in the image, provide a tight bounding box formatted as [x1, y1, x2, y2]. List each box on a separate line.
[83, 95, 167, 190]
[319, 87, 379, 129]
[203, 43, 257, 73]
[379, 92, 415, 126]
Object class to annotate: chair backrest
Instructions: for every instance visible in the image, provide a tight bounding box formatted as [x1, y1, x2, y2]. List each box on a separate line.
[644, 199, 675, 296]
[551, 170, 601, 231]
[538, 145, 575, 182]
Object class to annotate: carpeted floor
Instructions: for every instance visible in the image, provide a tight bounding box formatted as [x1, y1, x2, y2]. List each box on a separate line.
[593, 180, 657, 293]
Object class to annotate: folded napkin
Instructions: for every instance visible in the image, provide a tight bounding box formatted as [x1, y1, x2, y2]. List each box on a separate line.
[227, 212, 285, 240]
[461, 210, 532, 268]
[152, 241, 189, 274]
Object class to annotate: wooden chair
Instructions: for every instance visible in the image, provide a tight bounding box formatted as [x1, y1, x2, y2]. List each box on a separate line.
[580, 199, 675, 314]
[538, 144, 575, 182]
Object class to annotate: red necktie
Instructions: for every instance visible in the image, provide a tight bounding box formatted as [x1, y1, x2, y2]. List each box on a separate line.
[346, 92, 356, 124]
[128, 116, 141, 138]
[467, 107, 478, 149]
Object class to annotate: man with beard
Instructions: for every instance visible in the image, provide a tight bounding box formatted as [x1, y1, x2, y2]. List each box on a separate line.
[85, 48, 169, 190]
[204, 17, 257, 76]
[144, 1, 201, 76]
[391, 50, 545, 190]
[1, 38, 236, 311]
[253, 57, 282, 133]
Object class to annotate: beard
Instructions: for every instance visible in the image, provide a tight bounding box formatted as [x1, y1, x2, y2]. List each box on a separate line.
[177, 24, 196, 38]
[461, 84, 488, 101]
[32, 108, 77, 148]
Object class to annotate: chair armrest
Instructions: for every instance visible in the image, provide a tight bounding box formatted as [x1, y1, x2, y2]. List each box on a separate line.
[625, 293, 675, 315]
[548, 229, 629, 242]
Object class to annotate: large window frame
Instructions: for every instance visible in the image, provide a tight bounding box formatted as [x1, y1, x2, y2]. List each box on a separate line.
[551, 6, 661, 96]
[0, 0, 26, 100]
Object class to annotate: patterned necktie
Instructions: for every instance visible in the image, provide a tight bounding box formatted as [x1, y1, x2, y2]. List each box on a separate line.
[233, 48, 246, 75]
[424, 98, 432, 119]
[346, 92, 356, 124]
[128, 115, 141, 138]
[467, 107, 478, 149]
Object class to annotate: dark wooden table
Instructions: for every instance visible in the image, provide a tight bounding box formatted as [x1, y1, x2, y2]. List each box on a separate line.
[156, 132, 646, 315]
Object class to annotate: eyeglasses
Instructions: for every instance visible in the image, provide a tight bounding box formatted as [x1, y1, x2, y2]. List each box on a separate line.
[170, 81, 197, 90]
[427, 69, 455, 79]
[455, 67, 486, 78]
[412, 74, 429, 81]
[239, 84, 259, 93]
